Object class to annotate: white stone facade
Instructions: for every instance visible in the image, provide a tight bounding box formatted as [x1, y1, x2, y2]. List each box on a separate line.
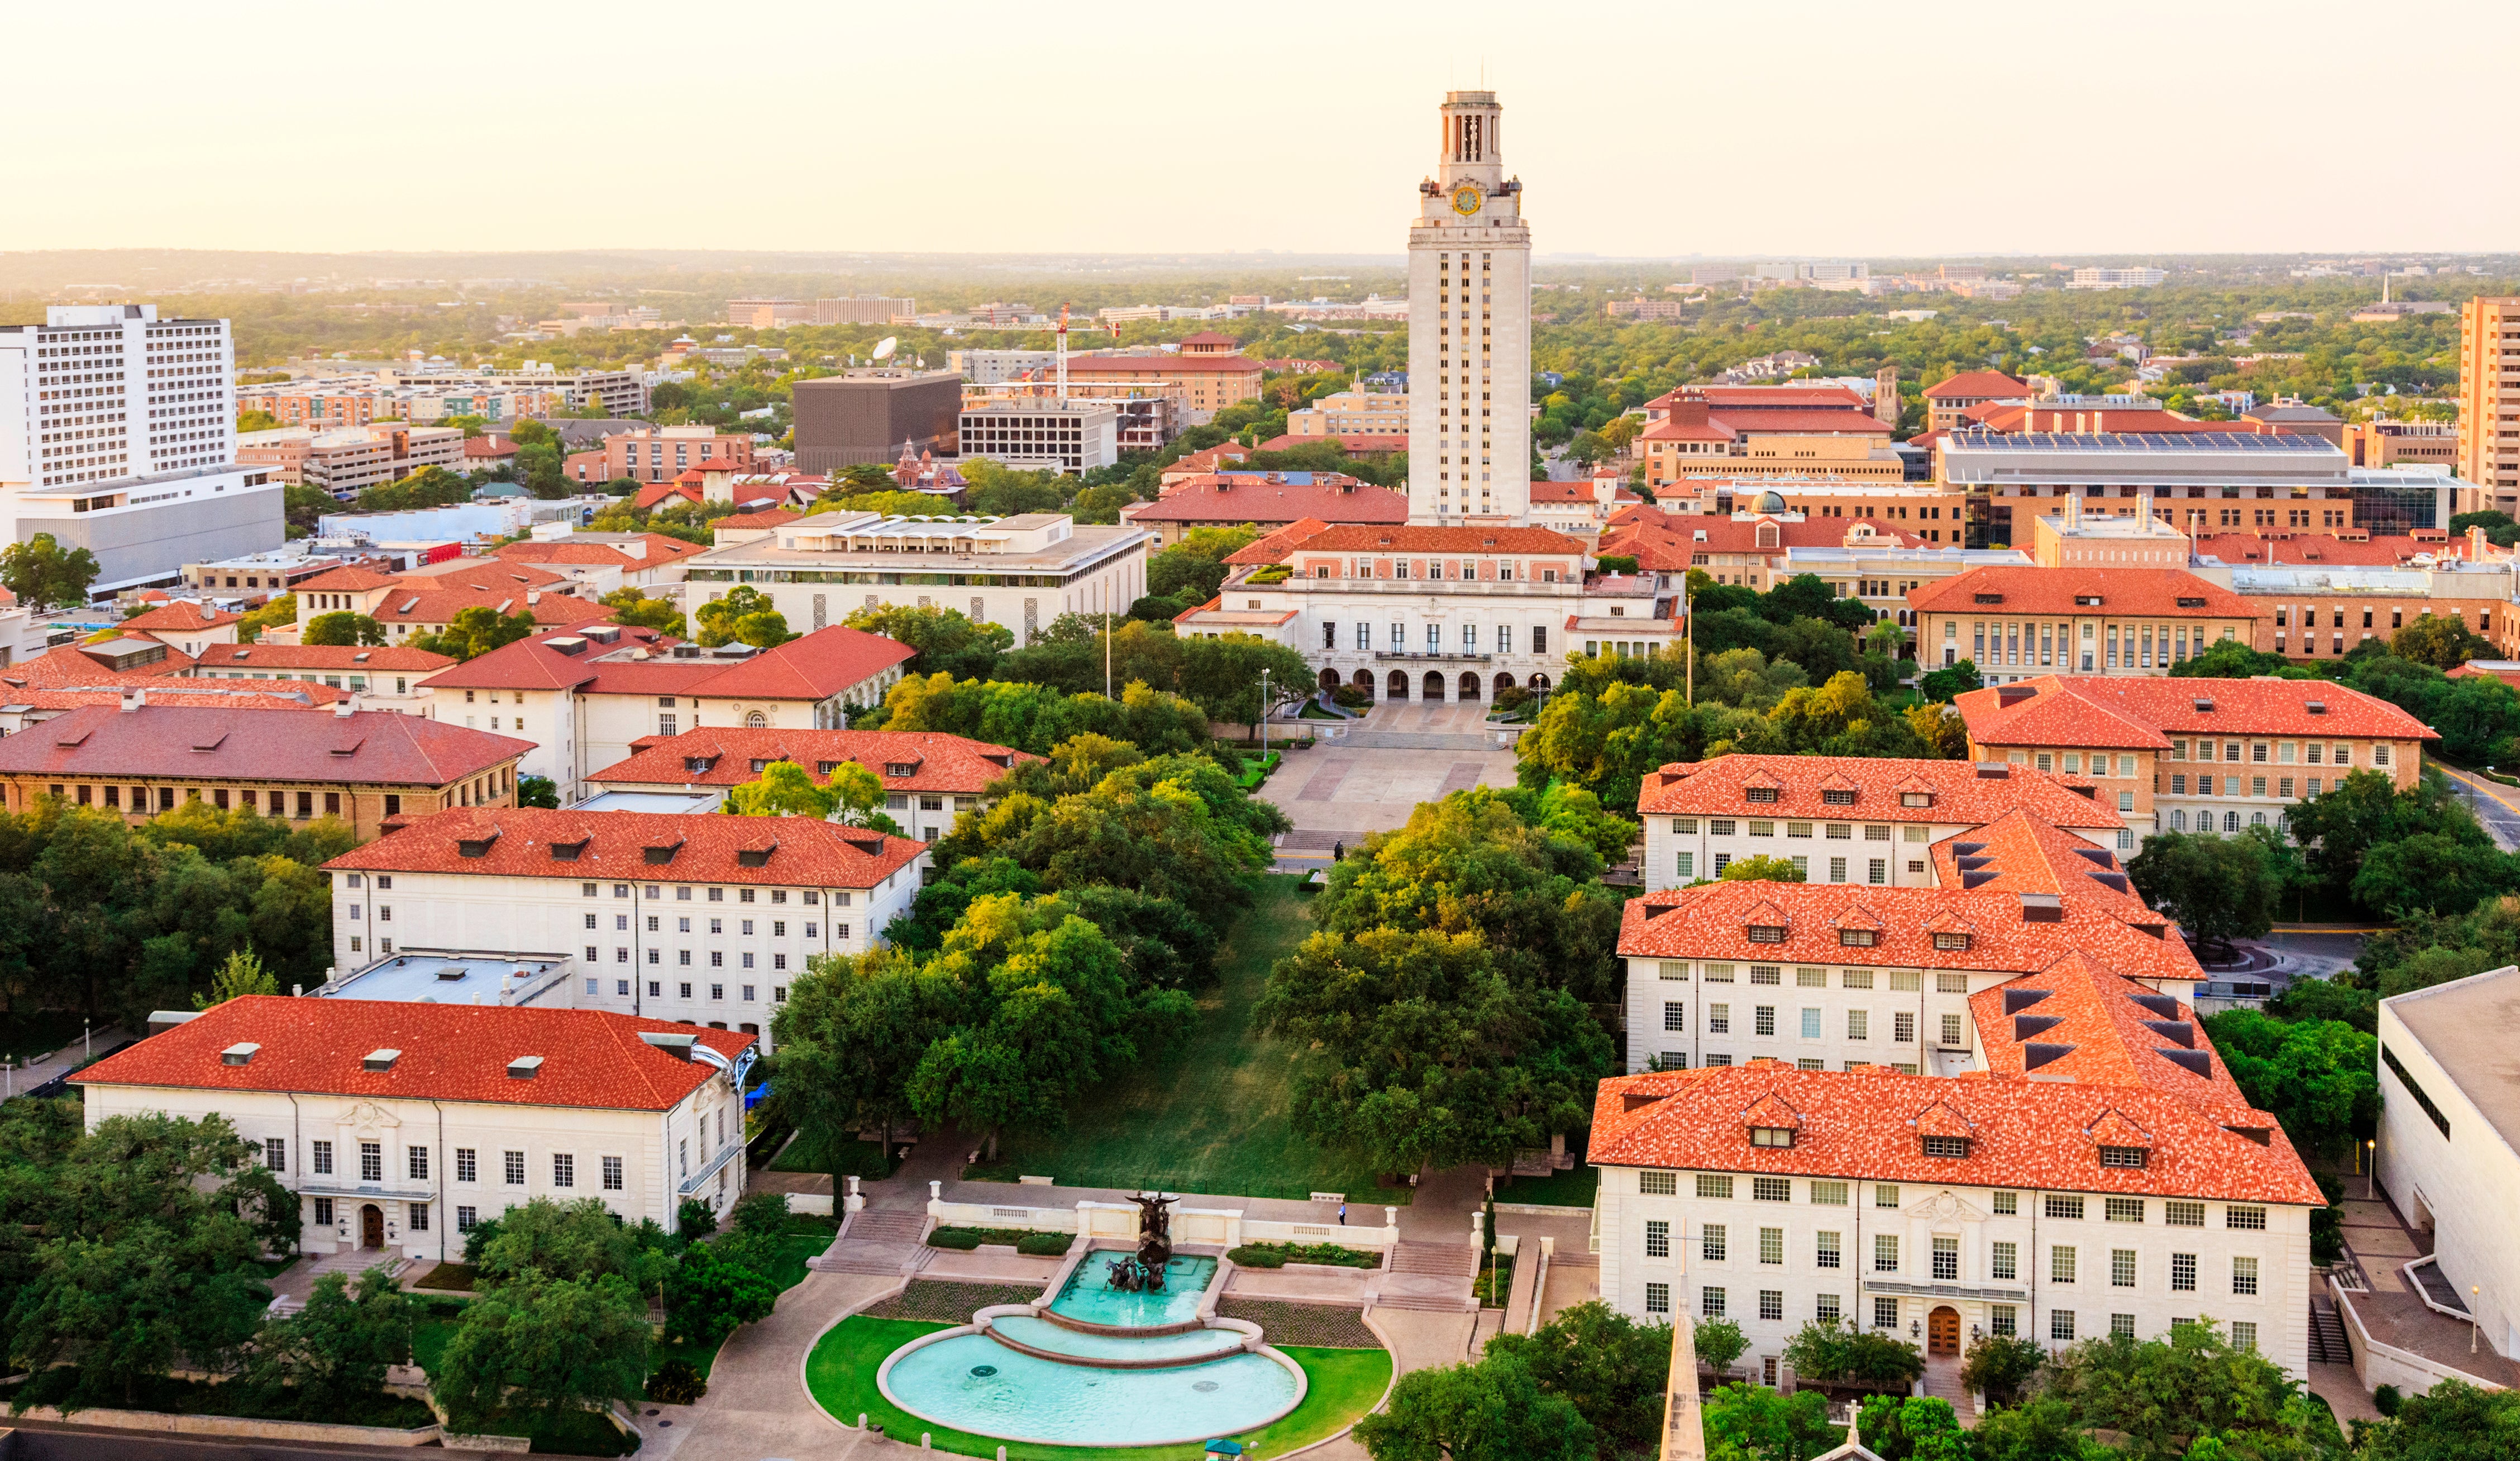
[1407, 92, 1532, 526]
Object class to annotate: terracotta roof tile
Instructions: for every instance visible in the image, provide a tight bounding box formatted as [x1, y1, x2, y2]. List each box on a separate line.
[1955, 675, 2436, 746]
[0, 705, 529, 786]
[1588, 1062, 2321, 1206]
[327, 805, 924, 889]
[589, 727, 1039, 796]
[1224, 519, 1332, 566]
[0, 643, 197, 689]
[77, 995, 747, 1113]
[1906, 566, 2256, 619]
[1063, 352, 1262, 375]
[1268, 524, 1589, 556]
[1125, 476, 1405, 525]
[1924, 370, 2031, 400]
[2189, 532, 2413, 567]
[120, 600, 242, 633]
[201, 645, 456, 673]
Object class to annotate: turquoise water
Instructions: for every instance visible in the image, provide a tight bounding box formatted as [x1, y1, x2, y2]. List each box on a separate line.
[989, 1314, 1245, 1365]
[886, 1333, 1298, 1446]
[1049, 1254, 1218, 1329]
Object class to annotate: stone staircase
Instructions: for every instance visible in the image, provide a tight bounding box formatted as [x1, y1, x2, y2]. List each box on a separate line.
[2309, 1296, 2352, 1364]
[808, 1208, 930, 1276]
[267, 1249, 410, 1316]
[1371, 1240, 1482, 1313]
[1921, 1354, 1975, 1423]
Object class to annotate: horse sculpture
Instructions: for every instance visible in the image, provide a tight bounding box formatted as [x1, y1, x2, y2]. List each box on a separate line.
[1101, 1191, 1179, 1292]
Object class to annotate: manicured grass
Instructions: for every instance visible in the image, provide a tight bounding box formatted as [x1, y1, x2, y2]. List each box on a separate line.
[1497, 1163, 1600, 1208]
[985, 877, 1404, 1204]
[805, 1315, 1392, 1461]
[770, 1130, 897, 1179]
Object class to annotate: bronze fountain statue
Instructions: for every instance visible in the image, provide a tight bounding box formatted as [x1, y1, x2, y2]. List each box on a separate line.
[1102, 1191, 1177, 1292]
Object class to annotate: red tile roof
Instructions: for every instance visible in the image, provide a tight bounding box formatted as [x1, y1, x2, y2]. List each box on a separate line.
[1691, 407, 1893, 437]
[1648, 386, 1870, 413]
[293, 565, 404, 594]
[198, 644, 456, 673]
[1065, 352, 1262, 375]
[328, 805, 925, 889]
[1603, 513, 1924, 570]
[1, 643, 198, 688]
[716, 509, 800, 531]
[634, 481, 707, 511]
[1, 684, 349, 713]
[1905, 567, 2256, 619]
[1530, 481, 1602, 503]
[1162, 445, 1253, 475]
[1225, 519, 1333, 566]
[2189, 533, 2411, 567]
[589, 727, 1038, 796]
[1125, 476, 1404, 526]
[77, 996, 747, 1113]
[1587, 1062, 2319, 1205]
[1955, 675, 2438, 746]
[1639, 754, 2123, 830]
[120, 600, 242, 634]
[369, 577, 613, 631]
[0, 705, 530, 786]
[2449, 662, 2520, 690]
[1924, 370, 2031, 400]
[1967, 951, 2245, 1102]
[1264, 524, 1589, 557]
[462, 438, 518, 460]
[421, 625, 912, 700]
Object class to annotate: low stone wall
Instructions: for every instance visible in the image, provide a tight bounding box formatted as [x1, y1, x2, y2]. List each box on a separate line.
[4, 1406, 439, 1447]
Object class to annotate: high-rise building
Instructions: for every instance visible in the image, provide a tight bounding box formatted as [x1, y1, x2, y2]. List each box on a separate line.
[0, 304, 284, 593]
[1406, 90, 1532, 524]
[2458, 297, 2520, 513]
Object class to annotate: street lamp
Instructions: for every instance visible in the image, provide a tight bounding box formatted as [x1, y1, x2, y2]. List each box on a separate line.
[2365, 1139, 2376, 1201]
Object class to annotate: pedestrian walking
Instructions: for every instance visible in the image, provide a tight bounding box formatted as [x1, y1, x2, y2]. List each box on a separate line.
[1333, 840, 1345, 862]
[1338, 1201, 1348, 1226]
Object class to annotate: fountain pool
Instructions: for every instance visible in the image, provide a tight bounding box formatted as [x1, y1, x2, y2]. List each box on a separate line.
[880, 1332, 1302, 1447]
[1048, 1254, 1218, 1329]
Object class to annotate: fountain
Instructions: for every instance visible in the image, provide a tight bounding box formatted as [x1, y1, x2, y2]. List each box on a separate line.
[876, 1191, 1306, 1446]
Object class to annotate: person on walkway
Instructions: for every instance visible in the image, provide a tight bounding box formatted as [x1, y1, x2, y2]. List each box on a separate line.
[1338, 1202, 1348, 1225]
[1333, 841, 1344, 862]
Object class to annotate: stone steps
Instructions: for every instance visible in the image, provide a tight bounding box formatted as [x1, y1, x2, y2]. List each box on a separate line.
[1389, 1240, 1479, 1277]
[2309, 1297, 2351, 1364]
[844, 1210, 926, 1243]
[1371, 1292, 1479, 1314]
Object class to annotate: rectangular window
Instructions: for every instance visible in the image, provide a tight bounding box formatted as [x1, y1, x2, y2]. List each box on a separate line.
[1664, 1002, 1685, 1032]
[1760, 1228, 1784, 1265]
[1874, 1296, 1899, 1330]
[1753, 1177, 1790, 1202]
[603, 1156, 624, 1191]
[1700, 1224, 1725, 1262]
[1992, 1240, 2018, 1280]
[2112, 1249, 2137, 1287]
[2172, 1253, 2197, 1292]
[408, 1146, 429, 1181]
[2233, 1257, 2259, 1295]
[1702, 1287, 1726, 1318]
[409, 1202, 429, 1232]
[360, 1142, 382, 1182]
[1755, 1006, 1776, 1036]
[2226, 1205, 2268, 1230]
[2106, 1197, 2145, 1223]
[2052, 1310, 2077, 1341]
[1847, 1010, 1869, 1040]
[1811, 1182, 1848, 1206]
[2165, 1201, 2204, 1227]
[553, 1153, 575, 1188]
[456, 1148, 477, 1183]
[1939, 1014, 1964, 1047]
[2046, 1195, 2085, 1221]
[1991, 1304, 2017, 1336]
[1759, 1289, 1784, 1322]
[1708, 1004, 1730, 1034]
[1646, 1220, 1671, 1259]
[1994, 1191, 2018, 1215]
[1801, 1008, 1821, 1039]
[2232, 1321, 2258, 1352]
[1645, 1282, 1670, 1315]
[457, 1205, 477, 1233]
[1933, 1235, 1959, 1281]
[1640, 1170, 1677, 1196]
[1817, 1231, 1841, 1269]
[1698, 1175, 1734, 1200]
[2051, 1246, 2077, 1284]
[503, 1150, 525, 1185]
[1817, 1293, 1841, 1322]
[1893, 1011, 1916, 1043]
[1875, 1185, 1900, 1209]
[2112, 1312, 2136, 1338]
[314, 1197, 335, 1227]
[1676, 851, 1693, 879]
[1874, 1234, 1899, 1273]
[264, 1137, 286, 1172]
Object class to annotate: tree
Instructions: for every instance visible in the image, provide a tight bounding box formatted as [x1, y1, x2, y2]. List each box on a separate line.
[1256, 927, 1611, 1174]
[2354, 832, 2520, 920]
[245, 1267, 414, 1416]
[1720, 854, 1806, 884]
[1178, 633, 1315, 730]
[414, 606, 536, 662]
[728, 760, 835, 819]
[1780, 1319, 1924, 1392]
[304, 611, 386, 647]
[0, 533, 100, 611]
[1956, 1332, 2047, 1408]
[238, 594, 298, 644]
[772, 953, 951, 1159]
[471, 1197, 673, 1291]
[1354, 1355, 1595, 1461]
[2126, 829, 2284, 954]
[2394, 613, 2495, 670]
[695, 586, 794, 648]
[1855, 1395, 1965, 1461]
[2201, 1009, 2379, 1158]
[2450, 510, 2520, 550]
[357, 466, 473, 513]
[601, 586, 685, 639]
[661, 1241, 778, 1347]
[432, 1272, 652, 1435]
[1693, 1315, 1750, 1378]
[1701, 1382, 1840, 1461]
[1483, 1301, 1669, 1459]
[193, 947, 277, 1009]
[282, 483, 333, 537]
[2171, 638, 2312, 680]
[824, 760, 902, 833]
[2359, 1377, 2520, 1460]
[2040, 1321, 2342, 1460]
[516, 776, 559, 809]
[842, 603, 1012, 680]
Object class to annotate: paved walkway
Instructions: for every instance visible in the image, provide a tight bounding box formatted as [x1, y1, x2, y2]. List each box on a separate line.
[1263, 739, 1520, 846]
[5, 1023, 124, 1097]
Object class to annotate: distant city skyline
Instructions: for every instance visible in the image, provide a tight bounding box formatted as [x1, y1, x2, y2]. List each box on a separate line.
[12, 1, 2520, 259]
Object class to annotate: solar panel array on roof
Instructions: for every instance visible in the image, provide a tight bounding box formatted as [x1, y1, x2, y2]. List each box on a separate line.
[1948, 430, 2333, 453]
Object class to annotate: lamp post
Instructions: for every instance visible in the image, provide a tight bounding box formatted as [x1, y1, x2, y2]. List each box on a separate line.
[2475, 1287, 2482, 1354]
[2365, 1139, 2376, 1201]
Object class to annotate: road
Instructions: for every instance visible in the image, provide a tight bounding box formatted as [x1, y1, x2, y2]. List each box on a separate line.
[2431, 761, 2520, 852]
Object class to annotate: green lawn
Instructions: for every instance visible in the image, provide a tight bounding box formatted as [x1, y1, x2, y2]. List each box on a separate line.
[980, 877, 1402, 1204]
[770, 1130, 897, 1180]
[1496, 1163, 1600, 1208]
[805, 1315, 1391, 1461]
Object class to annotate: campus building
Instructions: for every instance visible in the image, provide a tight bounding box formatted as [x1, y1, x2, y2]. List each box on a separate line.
[2456, 297, 2520, 514]
[76, 996, 754, 1261]
[582, 726, 1038, 842]
[1906, 567, 2259, 682]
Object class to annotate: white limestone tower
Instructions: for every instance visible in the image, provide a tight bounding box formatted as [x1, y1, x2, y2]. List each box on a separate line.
[1405, 90, 1533, 526]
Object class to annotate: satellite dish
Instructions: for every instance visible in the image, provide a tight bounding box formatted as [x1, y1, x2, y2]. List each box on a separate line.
[871, 337, 898, 362]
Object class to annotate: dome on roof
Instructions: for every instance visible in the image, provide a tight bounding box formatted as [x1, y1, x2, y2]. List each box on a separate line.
[1755, 489, 1787, 513]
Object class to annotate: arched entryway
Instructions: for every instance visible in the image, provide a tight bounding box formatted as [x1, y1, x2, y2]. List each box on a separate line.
[1458, 672, 1482, 701]
[1318, 668, 1341, 691]
[1927, 1305, 1960, 1356]
[359, 1203, 385, 1249]
[1387, 670, 1410, 700]
[1527, 672, 1552, 691]
[1351, 670, 1376, 698]
[1493, 672, 1516, 698]
[1421, 671, 1447, 701]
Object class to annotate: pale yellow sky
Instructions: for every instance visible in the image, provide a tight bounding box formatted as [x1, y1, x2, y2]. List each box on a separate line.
[7, 0, 2516, 260]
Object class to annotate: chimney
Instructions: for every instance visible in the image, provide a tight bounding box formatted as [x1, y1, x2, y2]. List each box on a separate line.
[333, 696, 356, 719]
[120, 687, 145, 712]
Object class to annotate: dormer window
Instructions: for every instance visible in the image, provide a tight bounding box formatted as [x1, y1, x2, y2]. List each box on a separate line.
[684, 756, 717, 774]
[2098, 1146, 2149, 1169]
[1922, 1136, 1970, 1159]
[1746, 925, 1787, 944]
[1837, 929, 1878, 947]
[1932, 932, 1972, 952]
[1822, 789, 1856, 805]
[1745, 787, 1779, 803]
[1901, 792, 1932, 808]
[1749, 1126, 1795, 1149]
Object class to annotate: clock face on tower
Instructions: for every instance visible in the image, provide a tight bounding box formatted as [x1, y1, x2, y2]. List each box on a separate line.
[1450, 181, 1483, 217]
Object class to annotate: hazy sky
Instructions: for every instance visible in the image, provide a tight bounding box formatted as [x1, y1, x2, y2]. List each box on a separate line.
[10, 1, 2518, 260]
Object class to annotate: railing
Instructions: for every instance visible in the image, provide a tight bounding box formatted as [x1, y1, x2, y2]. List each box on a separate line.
[925, 1192, 1402, 1250]
[676, 1139, 742, 1196]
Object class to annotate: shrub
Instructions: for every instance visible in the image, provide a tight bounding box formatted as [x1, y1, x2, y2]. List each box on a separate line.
[647, 1359, 707, 1405]
[1331, 684, 1370, 709]
[1959, 1333, 2048, 1407]
[1783, 1317, 1924, 1391]
[1015, 1232, 1072, 1257]
[1228, 1244, 1286, 1268]
[927, 1229, 983, 1250]
[1229, 1240, 1380, 1269]
[2375, 1383, 2402, 1417]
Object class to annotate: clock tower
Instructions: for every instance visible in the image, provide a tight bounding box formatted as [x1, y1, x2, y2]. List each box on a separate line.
[1406, 90, 1532, 526]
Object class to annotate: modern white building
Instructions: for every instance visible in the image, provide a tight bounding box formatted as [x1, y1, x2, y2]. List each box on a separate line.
[684, 512, 1151, 648]
[77, 996, 753, 1262]
[321, 806, 930, 1049]
[0, 304, 285, 593]
[956, 399, 1119, 475]
[1407, 90, 1531, 524]
[2069, 268, 2168, 291]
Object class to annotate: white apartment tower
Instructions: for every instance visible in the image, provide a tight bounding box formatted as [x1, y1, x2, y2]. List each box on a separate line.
[0, 304, 283, 593]
[1407, 90, 1533, 526]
